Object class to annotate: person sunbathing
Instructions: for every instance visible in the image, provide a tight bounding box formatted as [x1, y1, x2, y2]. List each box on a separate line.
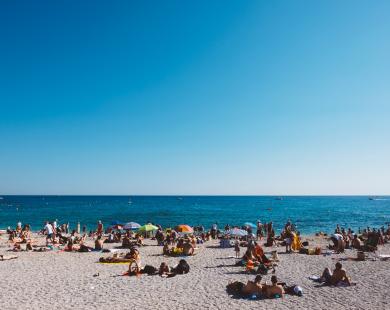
[352, 235, 362, 250]
[266, 275, 284, 298]
[321, 262, 351, 286]
[95, 236, 104, 250]
[253, 243, 271, 265]
[124, 247, 141, 265]
[158, 262, 171, 276]
[122, 235, 132, 248]
[182, 241, 194, 256]
[241, 275, 263, 296]
[163, 243, 171, 255]
[99, 256, 132, 263]
[172, 259, 190, 274]
[135, 234, 144, 246]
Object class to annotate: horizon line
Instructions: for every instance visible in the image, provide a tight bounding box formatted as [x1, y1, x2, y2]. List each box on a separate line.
[1, 194, 389, 197]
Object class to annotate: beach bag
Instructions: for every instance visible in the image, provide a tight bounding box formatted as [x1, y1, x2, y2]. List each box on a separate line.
[226, 281, 244, 296]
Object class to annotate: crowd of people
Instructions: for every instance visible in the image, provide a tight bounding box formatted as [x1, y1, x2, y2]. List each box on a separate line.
[3, 218, 390, 301]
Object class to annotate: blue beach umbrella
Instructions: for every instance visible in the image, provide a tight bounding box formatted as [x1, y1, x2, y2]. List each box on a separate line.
[226, 228, 248, 237]
[123, 222, 141, 230]
[244, 222, 257, 229]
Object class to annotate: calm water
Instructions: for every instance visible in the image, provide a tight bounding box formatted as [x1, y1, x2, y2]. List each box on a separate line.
[0, 196, 389, 234]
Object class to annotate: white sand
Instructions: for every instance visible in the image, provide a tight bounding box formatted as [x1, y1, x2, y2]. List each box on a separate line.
[0, 234, 389, 310]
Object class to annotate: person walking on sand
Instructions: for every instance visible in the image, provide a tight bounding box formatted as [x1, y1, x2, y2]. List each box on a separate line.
[234, 239, 240, 258]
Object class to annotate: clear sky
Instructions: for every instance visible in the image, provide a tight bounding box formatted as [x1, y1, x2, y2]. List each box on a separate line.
[1, 1, 389, 195]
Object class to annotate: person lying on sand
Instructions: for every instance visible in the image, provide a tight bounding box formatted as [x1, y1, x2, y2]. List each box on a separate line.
[158, 262, 171, 276]
[321, 262, 351, 286]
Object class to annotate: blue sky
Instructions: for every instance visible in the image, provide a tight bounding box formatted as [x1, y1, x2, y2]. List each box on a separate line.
[1, 1, 389, 195]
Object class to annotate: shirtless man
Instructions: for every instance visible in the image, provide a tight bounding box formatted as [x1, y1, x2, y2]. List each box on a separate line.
[321, 262, 351, 286]
[242, 275, 263, 296]
[182, 240, 194, 256]
[352, 235, 362, 250]
[266, 275, 284, 298]
[95, 235, 104, 250]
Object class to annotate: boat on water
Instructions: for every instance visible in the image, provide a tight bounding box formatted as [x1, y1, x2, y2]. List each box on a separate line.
[369, 196, 388, 201]
[275, 197, 283, 201]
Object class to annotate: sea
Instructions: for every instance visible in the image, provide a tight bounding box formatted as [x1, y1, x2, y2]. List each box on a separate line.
[0, 196, 389, 234]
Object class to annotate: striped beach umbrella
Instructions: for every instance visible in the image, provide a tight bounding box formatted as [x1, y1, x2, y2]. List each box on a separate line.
[123, 222, 141, 230]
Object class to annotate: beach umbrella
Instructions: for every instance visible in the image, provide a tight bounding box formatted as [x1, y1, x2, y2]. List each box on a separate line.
[138, 223, 159, 232]
[244, 222, 257, 229]
[226, 228, 248, 237]
[175, 224, 194, 234]
[123, 222, 141, 230]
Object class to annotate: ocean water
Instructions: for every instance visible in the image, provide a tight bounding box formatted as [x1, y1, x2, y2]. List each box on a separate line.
[0, 196, 389, 234]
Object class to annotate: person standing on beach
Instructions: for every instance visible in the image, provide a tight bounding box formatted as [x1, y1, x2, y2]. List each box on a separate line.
[44, 221, 54, 245]
[234, 239, 240, 258]
[256, 221, 263, 240]
[97, 220, 103, 236]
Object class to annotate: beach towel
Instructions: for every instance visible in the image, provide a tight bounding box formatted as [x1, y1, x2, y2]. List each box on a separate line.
[99, 262, 130, 265]
[0, 255, 18, 261]
[309, 275, 322, 282]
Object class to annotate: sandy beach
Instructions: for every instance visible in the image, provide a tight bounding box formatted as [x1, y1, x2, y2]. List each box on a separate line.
[1, 234, 389, 310]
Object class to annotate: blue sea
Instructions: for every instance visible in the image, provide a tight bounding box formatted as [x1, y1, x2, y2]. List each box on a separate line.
[0, 196, 389, 234]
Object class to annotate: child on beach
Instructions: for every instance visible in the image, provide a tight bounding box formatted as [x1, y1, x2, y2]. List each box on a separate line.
[234, 239, 240, 258]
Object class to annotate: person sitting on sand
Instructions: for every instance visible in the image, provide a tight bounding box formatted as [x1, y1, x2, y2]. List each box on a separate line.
[182, 240, 194, 256]
[265, 229, 276, 247]
[266, 275, 284, 298]
[125, 247, 141, 265]
[352, 235, 362, 250]
[135, 234, 144, 246]
[330, 233, 345, 253]
[122, 234, 132, 248]
[95, 235, 104, 250]
[172, 259, 190, 274]
[163, 242, 171, 255]
[253, 243, 271, 265]
[242, 275, 263, 296]
[321, 262, 351, 286]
